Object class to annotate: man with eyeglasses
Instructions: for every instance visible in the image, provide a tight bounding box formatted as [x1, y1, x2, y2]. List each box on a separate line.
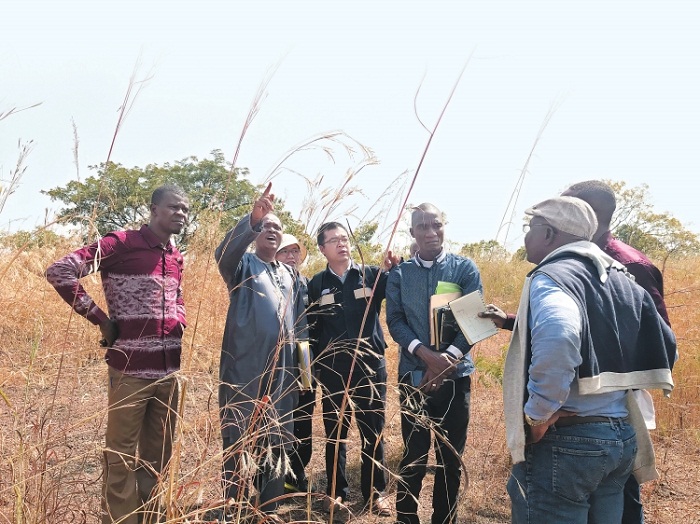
[274, 234, 316, 495]
[501, 196, 675, 523]
[307, 221, 399, 516]
[215, 183, 307, 519]
[483, 182, 674, 523]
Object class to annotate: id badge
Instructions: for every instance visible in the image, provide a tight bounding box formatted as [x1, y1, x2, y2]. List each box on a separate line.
[354, 287, 373, 300]
[320, 293, 335, 306]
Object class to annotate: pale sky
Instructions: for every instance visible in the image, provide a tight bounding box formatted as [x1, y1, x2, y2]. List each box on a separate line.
[2, 0, 699, 251]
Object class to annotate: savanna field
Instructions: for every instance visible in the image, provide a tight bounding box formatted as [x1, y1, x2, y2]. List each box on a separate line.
[1, 232, 698, 523]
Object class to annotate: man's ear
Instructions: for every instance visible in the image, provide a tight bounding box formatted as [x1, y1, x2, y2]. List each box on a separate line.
[409, 227, 414, 238]
[150, 202, 157, 216]
[544, 226, 557, 244]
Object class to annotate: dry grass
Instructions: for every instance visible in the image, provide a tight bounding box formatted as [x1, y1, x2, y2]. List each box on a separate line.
[1, 233, 698, 523]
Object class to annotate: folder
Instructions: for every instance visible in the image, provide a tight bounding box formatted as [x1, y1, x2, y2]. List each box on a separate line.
[429, 291, 461, 346]
[296, 340, 313, 390]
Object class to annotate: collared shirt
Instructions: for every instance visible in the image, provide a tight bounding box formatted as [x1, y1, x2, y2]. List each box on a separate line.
[524, 274, 627, 421]
[406, 250, 464, 357]
[46, 224, 185, 379]
[413, 249, 447, 268]
[328, 260, 352, 283]
[386, 252, 483, 378]
[599, 231, 670, 325]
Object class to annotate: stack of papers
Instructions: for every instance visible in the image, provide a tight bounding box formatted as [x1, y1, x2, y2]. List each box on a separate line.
[449, 291, 499, 345]
[429, 282, 498, 347]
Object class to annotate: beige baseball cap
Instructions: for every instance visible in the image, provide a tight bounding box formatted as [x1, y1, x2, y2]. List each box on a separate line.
[277, 233, 307, 262]
[525, 196, 598, 240]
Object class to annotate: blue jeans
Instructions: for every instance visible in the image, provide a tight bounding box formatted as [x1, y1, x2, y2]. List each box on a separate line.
[508, 419, 637, 524]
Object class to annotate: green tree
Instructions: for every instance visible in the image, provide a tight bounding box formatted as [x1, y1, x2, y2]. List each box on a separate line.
[512, 246, 528, 262]
[43, 150, 258, 246]
[350, 221, 385, 266]
[616, 213, 700, 271]
[490, 181, 698, 267]
[460, 239, 510, 261]
[0, 228, 63, 250]
[607, 181, 700, 266]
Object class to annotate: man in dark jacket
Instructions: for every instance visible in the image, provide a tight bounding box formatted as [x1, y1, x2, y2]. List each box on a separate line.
[308, 221, 398, 516]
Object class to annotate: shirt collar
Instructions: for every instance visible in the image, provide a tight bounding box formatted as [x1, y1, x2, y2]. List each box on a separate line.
[140, 224, 172, 250]
[412, 248, 447, 268]
[328, 259, 353, 280]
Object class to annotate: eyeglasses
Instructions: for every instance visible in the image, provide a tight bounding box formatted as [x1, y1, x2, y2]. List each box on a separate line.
[278, 248, 301, 256]
[323, 236, 350, 246]
[522, 223, 552, 234]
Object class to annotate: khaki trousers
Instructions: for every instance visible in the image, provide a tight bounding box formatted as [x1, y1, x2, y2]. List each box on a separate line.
[102, 367, 179, 524]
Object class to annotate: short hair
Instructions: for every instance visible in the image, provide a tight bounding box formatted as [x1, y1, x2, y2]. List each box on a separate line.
[151, 184, 187, 205]
[411, 203, 444, 225]
[564, 180, 616, 226]
[317, 222, 348, 246]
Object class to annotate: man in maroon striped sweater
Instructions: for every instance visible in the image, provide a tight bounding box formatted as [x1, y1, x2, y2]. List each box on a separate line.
[46, 184, 189, 524]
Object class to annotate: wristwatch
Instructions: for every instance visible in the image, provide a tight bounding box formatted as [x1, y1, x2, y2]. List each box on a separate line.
[524, 414, 548, 427]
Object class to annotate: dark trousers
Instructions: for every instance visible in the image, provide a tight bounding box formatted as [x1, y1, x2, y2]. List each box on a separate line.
[287, 386, 316, 486]
[320, 365, 387, 502]
[396, 374, 471, 524]
[222, 435, 284, 513]
[622, 475, 645, 524]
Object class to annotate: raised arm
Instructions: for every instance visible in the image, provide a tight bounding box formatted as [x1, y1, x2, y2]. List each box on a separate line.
[215, 213, 259, 287]
[215, 183, 275, 287]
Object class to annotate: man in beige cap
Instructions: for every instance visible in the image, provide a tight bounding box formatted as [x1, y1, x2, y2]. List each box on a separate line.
[502, 196, 675, 523]
[276, 233, 308, 270]
[274, 234, 315, 494]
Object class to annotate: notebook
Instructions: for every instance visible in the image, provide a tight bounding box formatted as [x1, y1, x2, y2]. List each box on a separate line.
[448, 290, 498, 345]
